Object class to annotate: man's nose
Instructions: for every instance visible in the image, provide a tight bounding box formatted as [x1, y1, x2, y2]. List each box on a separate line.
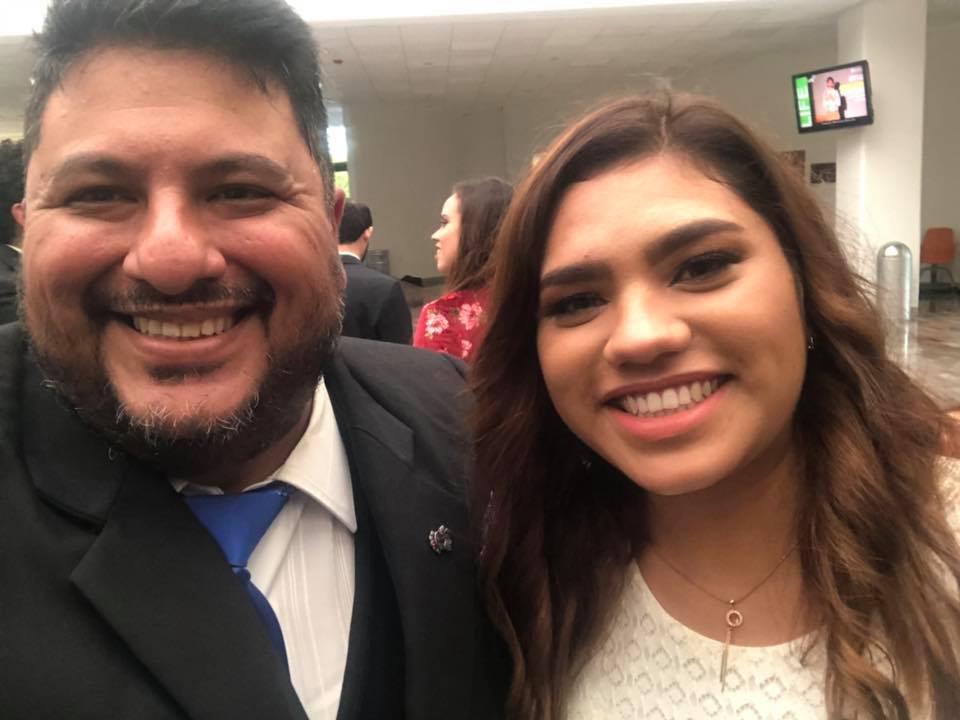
[122, 195, 226, 296]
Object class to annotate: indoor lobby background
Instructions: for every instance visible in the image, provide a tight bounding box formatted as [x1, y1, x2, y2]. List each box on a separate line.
[0, 0, 957, 411]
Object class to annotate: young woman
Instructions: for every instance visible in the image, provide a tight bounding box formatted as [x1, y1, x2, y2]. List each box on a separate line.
[413, 176, 512, 361]
[471, 94, 960, 719]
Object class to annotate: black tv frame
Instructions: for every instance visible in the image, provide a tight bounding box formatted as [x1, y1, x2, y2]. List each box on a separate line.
[792, 59, 874, 134]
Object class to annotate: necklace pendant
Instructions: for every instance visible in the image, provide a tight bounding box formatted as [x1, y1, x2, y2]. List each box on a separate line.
[720, 604, 743, 691]
[720, 626, 731, 691]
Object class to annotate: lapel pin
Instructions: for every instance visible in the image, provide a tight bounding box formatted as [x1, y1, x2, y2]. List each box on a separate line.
[428, 525, 453, 555]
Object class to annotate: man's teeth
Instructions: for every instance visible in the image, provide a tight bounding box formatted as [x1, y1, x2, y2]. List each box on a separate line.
[619, 378, 720, 417]
[131, 316, 235, 339]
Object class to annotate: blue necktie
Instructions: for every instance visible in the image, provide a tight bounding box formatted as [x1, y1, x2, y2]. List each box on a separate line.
[185, 483, 290, 669]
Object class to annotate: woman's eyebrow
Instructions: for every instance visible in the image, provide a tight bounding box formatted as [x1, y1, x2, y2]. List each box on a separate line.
[644, 218, 745, 266]
[540, 260, 611, 291]
[539, 218, 744, 292]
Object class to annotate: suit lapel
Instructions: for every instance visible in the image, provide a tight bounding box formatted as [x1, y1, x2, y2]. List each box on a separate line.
[21, 359, 307, 720]
[325, 350, 482, 719]
[71, 467, 308, 720]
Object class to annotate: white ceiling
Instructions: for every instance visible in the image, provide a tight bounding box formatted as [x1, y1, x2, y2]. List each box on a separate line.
[0, 0, 958, 127]
[315, 0, 870, 106]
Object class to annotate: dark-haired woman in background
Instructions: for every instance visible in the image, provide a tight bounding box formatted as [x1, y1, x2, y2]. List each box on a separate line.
[471, 94, 960, 719]
[414, 177, 512, 361]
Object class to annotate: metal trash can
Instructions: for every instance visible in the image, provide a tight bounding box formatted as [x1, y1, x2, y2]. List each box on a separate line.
[876, 242, 912, 324]
[366, 249, 391, 276]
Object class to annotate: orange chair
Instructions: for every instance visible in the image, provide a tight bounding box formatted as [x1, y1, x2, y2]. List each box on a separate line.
[920, 227, 956, 286]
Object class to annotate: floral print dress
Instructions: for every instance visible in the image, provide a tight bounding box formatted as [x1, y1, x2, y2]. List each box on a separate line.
[413, 288, 488, 361]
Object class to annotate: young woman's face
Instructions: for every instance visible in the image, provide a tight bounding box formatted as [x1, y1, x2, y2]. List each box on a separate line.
[431, 193, 461, 276]
[536, 154, 807, 496]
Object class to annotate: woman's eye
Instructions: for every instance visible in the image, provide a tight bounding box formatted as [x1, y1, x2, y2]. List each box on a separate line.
[672, 251, 741, 285]
[541, 292, 605, 319]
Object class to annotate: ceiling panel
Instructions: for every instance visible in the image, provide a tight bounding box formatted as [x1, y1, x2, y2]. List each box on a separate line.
[0, 0, 923, 117]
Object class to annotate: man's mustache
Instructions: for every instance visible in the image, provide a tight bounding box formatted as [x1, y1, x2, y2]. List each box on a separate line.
[89, 279, 276, 312]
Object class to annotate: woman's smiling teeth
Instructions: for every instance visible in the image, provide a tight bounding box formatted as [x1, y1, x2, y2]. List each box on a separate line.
[618, 378, 721, 417]
[131, 315, 236, 339]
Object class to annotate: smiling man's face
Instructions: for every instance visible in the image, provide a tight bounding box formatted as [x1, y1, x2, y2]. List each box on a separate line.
[18, 46, 345, 471]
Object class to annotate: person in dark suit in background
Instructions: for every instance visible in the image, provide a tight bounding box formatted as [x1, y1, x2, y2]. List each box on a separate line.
[0, 1, 505, 718]
[0, 138, 23, 325]
[338, 201, 412, 343]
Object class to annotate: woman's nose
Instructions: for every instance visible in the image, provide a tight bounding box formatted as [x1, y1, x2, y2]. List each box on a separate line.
[602, 291, 692, 367]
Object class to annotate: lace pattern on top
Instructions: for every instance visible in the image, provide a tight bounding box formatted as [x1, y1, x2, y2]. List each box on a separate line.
[567, 567, 827, 720]
[566, 459, 960, 719]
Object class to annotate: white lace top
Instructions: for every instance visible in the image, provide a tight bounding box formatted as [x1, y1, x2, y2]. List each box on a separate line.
[567, 459, 960, 720]
[567, 567, 828, 720]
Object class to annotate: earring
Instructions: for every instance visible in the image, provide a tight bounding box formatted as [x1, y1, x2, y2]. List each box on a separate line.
[577, 441, 595, 471]
[807, 335, 816, 351]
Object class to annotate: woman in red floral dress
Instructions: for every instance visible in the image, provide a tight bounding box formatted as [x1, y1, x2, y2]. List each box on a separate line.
[414, 176, 513, 361]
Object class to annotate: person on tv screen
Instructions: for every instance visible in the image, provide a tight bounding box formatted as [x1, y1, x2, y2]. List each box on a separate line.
[823, 76, 845, 121]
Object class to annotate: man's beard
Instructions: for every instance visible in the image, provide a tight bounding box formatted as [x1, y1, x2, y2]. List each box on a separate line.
[26, 277, 344, 478]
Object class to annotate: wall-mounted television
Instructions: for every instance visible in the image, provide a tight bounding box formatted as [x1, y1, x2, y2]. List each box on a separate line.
[792, 60, 874, 133]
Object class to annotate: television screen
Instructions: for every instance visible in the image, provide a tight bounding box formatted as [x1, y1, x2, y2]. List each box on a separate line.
[792, 60, 874, 133]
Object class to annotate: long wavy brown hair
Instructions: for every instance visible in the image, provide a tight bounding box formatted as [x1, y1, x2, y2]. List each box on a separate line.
[445, 176, 513, 293]
[470, 94, 960, 720]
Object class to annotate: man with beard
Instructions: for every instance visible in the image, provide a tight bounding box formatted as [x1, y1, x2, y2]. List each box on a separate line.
[0, 1, 506, 718]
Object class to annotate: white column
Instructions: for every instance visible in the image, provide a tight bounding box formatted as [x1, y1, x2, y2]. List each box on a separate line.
[835, 0, 927, 310]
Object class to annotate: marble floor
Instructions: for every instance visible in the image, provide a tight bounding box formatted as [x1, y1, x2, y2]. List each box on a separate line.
[897, 294, 960, 411]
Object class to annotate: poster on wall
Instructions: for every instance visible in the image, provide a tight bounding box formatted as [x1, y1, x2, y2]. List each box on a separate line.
[810, 162, 837, 184]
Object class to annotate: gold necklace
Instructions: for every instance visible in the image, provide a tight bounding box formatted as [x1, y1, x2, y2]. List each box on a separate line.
[645, 542, 799, 691]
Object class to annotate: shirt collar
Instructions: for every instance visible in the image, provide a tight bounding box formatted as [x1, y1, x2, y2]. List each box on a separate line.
[173, 380, 357, 533]
[339, 251, 362, 261]
[4, 244, 21, 254]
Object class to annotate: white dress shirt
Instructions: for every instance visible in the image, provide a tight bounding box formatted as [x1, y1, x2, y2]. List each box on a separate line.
[177, 380, 356, 720]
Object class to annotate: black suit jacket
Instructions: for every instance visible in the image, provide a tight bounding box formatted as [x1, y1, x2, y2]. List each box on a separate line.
[0, 323, 506, 719]
[0, 244, 19, 325]
[340, 254, 413, 344]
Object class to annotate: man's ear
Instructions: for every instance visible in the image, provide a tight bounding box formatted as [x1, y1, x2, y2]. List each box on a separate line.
[330, 188, 346, 234]
[363, 226, 374, 242]
[12, 202, 25, 229]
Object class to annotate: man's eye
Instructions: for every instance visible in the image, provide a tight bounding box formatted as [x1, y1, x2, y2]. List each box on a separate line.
[672, 251, 742, 285]
[540, 292, 605, 319]
[210, 186, 273, 201]
[67, 187, 131, 204]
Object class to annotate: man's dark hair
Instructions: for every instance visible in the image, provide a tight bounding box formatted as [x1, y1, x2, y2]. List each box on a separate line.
[0, 139, 24, 245]
[24, 0, 332, 198]
[338, 201, 373, 245]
